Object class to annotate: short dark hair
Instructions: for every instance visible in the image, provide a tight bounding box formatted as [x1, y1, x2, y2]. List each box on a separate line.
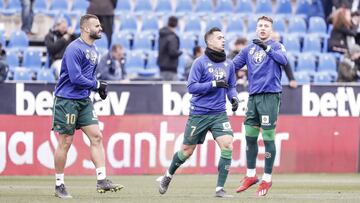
[234, 37, 247, 45]
[192, 46, 202, 56]
[80, 14, 99, 29]
[167, 16, 178, 28]
[257, 15, 273, 24]
[111, 44, 123, 52]
[204, 27, 221, 45]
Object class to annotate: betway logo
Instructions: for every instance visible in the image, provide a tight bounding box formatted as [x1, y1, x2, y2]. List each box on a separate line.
[302, 85, 360, 117]
[162, 84, 249, 115]
[15, 83, 129, 115]
[0, 122, 289, 173]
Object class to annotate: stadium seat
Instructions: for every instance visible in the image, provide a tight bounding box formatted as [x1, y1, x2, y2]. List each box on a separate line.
[111, 32, 132, 50]
[317, 53, 337, 77]
[313, 72, 332, 83]
[214, 0, 234, 16]
[255, 0, 273, 14]
[115, 0, 132, 15]
[273, 17, 287, 33]
[119, 14, 138, 33]
[302, 35, 322, 53]
[295, 0, 311, 16]
[22, 49, 43, 70]
[205, 16, 223, 32]
[234, 0, 253, 16]
[141, 14, 159, 34]
[194, 0, 214, 16]
[274, 0, 292, 15]
[37, 69, 55, 82]
[1, 0, 21, 16]
[183, 16, 202, 34]
[247, 17, 258, 33]
[125, 51, 146, 75]
[13, 68, 32, 81]
[286, 53, 296, 70]
[288, 17, 307, 36]
[294, 71, 311, 84]
[308, 16, 328, 37]
[154, 0, 172, 16]
[0, 31, 5, 47]
[8, 31, 29, 51]
[133, 0, 153, 15]
[146, 52, 159, 69]
[5, 50, 20, 69]
[180, 33, 197, 53]
[226, 16, 246, 35]
[296, 53, 316, 75]
[33, 0, 49, 14]
[174, 0, 193, 16]
[48, 0, 69, 16]
[133, 33, 154, 51]
[69, 0, 89, 16]
[94, 33, 109, 50]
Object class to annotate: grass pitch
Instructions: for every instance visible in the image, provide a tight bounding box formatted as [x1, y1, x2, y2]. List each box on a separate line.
[1, 174, 360, 203]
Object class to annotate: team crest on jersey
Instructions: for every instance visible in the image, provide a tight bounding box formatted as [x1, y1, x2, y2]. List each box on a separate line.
[85, 49, 98, 64]
[213, 67, 226, 80]
[252, 50, 266, 64]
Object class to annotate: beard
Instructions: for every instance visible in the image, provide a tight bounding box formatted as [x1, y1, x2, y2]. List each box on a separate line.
[90, 31, 101, 40]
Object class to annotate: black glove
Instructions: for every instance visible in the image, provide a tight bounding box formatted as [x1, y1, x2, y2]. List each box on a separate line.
[212, 79, 229, 88]
[231, 97, 239, 112]
[98, 81, 108, 100]
[253, 39, 268, 51]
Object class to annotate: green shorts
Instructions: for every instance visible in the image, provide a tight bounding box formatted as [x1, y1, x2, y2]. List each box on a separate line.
[244, 93, 281, 130]
[183, 112, 233, 145]
[52, 97, 98, 135]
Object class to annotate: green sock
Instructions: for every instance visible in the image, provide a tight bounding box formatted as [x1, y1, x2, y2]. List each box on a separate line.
[168, 151, 188, 175]
[264, 140, 276, 174]
[217, 149, 232, 187]
[245, 136, 258, 169]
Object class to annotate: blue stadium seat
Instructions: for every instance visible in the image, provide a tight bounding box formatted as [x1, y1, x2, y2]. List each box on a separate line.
[33, 0, 49, 14]
[112, 32, 132, 50]
[138, 52, 160, 79]
[0, 31, 5, 47]
[125, 51, 146, 75]
[295, 0, 311, 16]
[194, 0, 214, 16]
[255, 0, 273, 14]
[183, 16, 202, 33]
[308, 16, 327, 37]
[226, 16, 246, 35]
[6, 50, 20, 69]
[133, 0, 153, 15]
[247, 17, 258, 33]
[302, 35, 322, 53]
[214, 0, 234, 16]
[235, 0, 253, 16]
[1, 0, 21, 16]
[119, 14, 138, 33]
[286, 53, 296, 70]
[37, 69, 55, 82]
[205, 17, 223, 32]
[275, 0, 292, 14]
[133, 33, 154, 51]
[94, 33, 109, 50]
[180, 33, 197, 53]
[288, 16, 307, 36]
[146, 52, 159, 69]
[69, 0, 88, 16]
[8, 31, 29, 51]
[115, 0, 132, 15]
[294, 71, 311, 84]
[317, 53, 337, 77]
[313, 72, 332, 83]
[273, 17, 286, 33]
[22, 49, 43, 70]
[154, 0, 172, 16]
[296, 53, 316, 75]
[141, 15, 159, 34]
[13, 68, 32, 81]
[49, 0, 69, 16]
[174, 0, 193, 16]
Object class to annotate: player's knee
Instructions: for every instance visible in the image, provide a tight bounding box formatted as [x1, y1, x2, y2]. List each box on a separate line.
[222, 140, 233, 150]
[221, 148, 233, 160]
[90, 132, 103, 145]
[182, 145, 195, 157]
[262, 129, 275, 141]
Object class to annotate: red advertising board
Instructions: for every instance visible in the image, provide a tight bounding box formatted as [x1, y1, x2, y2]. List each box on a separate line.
[0, 115, 359, 175]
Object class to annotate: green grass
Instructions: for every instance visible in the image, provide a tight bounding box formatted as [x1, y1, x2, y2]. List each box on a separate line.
[1, 174, 360, 203]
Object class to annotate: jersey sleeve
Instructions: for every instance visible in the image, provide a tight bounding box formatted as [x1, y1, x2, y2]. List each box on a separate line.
[187, 58, 213, 94]
[267, 42, 288, 66]
[232, 47, 248, 71]
[226, 62, 238, 100]
[66, 47, 97, 90]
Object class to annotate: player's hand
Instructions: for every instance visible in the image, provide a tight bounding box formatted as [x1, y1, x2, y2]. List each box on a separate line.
[98, 80, 108, 100]
[252, 39, 268, 51]
[289, 80, 298, 88]
[212, 79, 229, 88]
[231, 97, 239, 112]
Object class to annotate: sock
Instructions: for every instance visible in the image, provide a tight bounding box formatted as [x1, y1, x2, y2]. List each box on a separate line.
[264, 140, 276, 174]
[166, 170, 172, 178]
[96, 167, 106, 180]
[216, 186, 223, 192]
[262, 173, 272, 182]
[245, 136, 258, 169]
[216, 149, 232, 188]
[246, 168, 256, 177]
[55, 173, 64, 186]
[168, 151, 188, 175]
